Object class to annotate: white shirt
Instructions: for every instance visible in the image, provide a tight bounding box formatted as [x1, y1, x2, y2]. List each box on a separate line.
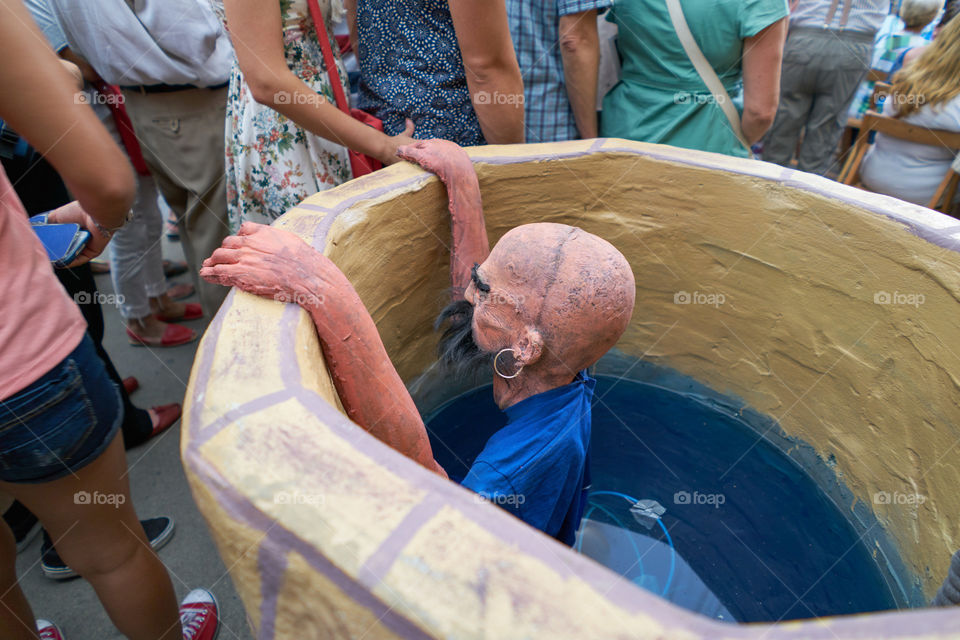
[860, 94, 960, 206]
[50, 0, 233, 87]
[789, 0, 888, 35]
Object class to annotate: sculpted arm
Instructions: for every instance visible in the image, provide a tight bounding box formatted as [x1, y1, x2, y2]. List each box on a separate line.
[201, 224, 446, 477]
[397, 140, 490, 299]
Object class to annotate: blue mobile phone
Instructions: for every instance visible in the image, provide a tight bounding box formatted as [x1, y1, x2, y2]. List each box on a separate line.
[29, 213, 92, 268]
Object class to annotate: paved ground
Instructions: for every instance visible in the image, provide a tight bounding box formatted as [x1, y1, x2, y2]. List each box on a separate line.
[16, 237, 255, 640]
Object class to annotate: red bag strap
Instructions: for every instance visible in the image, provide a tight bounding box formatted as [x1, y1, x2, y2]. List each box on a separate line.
[306, 0, 351, 115]
[94, 81, 150, 176]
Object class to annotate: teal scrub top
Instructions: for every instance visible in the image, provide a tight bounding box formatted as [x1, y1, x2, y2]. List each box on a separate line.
[600, 0, 788, 157]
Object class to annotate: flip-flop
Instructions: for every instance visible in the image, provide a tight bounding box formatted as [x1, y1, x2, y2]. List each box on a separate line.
[126, 323, 197, 347]
[155, 302, 203, 322]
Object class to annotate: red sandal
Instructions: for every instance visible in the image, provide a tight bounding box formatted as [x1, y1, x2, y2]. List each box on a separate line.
[148, 403, 182, 438]
[155, 302, 203, 322]
[126, 323, 197, 347]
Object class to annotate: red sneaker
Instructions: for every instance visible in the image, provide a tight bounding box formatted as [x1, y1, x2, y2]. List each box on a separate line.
[180, 589, 219, 640]
[37, 619, 65, 639]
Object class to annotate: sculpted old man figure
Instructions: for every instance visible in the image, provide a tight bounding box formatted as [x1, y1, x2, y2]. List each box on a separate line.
[200, 140, 635, 545]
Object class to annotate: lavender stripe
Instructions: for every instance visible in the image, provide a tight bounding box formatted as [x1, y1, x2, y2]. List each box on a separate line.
[278, 304, 303, 389]
[257, 537, 289, 639]
[295, 202, 337, 214]
[358, 493, 445, 585]
[183, 447, 433, 640]
[311, 210, 339, 249]
[192, 389, 294, 449]
[187, 292, 235, 439]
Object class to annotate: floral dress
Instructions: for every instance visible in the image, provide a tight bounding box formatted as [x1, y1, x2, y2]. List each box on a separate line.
[208, 0, 353, 231]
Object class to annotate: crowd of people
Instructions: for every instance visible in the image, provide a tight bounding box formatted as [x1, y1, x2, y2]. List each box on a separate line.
[3, 0, 960, 637]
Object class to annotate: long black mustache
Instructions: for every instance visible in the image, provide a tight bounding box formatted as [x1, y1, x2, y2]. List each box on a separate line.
[434, 300, 495, 377]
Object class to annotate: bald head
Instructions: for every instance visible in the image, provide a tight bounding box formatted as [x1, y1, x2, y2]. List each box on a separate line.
[485, 222, 635, 372]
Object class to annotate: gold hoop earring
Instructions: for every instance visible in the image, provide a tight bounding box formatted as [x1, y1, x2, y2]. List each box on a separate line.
[494, 348, 523, 379]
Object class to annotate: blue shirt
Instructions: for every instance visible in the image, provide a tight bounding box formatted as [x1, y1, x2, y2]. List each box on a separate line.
[506, 0, 611, 143]
[356, 0, 484, 146]
[461, 371, 594, 546]
[24, 0, 68, 53]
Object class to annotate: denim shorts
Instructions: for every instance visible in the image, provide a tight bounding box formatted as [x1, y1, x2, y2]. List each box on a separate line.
[0, 335, 123, 483]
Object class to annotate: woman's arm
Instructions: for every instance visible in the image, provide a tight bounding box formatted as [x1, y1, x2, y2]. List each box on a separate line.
[0, 0, 133, 228]
[224, 0, 413, 164]
[740, 17, 788, 144]
[558, 10, 600, 139]
[449, 0, 525, 144]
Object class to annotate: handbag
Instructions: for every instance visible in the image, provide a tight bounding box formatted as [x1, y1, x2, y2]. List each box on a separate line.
[664, 0, 751, 152]
[306, 0, 384, 177]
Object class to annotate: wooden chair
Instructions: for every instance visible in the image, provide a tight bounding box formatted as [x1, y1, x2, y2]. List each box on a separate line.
[837, 103, 960, 215]
[839, 82, 893, 164]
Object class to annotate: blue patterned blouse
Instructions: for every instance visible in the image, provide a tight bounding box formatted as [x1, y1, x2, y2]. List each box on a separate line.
[355, 0, 485, 147]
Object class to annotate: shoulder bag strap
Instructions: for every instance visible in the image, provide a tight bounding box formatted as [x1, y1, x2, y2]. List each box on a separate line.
[664, 0, 751, 151]
[306, 0, 351, 115]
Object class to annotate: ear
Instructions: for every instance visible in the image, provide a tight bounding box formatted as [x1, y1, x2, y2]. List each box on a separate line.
[513, 326, 544, 368]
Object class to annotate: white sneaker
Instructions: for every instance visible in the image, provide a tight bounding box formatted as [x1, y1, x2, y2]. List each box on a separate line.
[36, 619, 65, 640]
[180, 588, 219, 640]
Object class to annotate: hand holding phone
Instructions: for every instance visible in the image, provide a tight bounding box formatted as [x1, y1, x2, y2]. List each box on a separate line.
[42, 201, 114, 268]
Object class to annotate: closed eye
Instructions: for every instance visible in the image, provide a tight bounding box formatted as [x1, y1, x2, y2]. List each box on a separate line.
[471, 263, 491, 293]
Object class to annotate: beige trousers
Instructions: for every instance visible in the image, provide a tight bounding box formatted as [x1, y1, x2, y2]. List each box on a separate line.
[122, 86, 230, 316]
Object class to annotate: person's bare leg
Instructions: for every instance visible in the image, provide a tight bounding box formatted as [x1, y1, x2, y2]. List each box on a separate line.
[127, 313, 174, 341]
[0, 433, 180, 640]
[0, 521, 39, 640]
[149, 293, 187, 318]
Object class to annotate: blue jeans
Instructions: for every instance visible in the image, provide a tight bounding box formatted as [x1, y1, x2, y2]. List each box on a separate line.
[0, 335, 123, 483]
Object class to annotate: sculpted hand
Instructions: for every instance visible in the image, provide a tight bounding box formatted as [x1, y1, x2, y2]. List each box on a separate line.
[200, 222, 328, 304]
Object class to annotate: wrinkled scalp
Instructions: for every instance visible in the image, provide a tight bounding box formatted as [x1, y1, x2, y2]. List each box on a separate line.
[489, 223, 636, 371]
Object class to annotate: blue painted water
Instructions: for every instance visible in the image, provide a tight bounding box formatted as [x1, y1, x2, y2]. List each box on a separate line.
[424, 375, 898, 623]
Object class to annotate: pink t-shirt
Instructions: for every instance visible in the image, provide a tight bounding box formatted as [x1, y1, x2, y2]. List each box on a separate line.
[0, 165, 87, 399]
